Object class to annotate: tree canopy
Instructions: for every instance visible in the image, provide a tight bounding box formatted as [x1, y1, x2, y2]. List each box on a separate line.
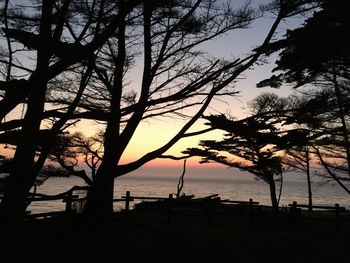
[256, 0, 350, 194]
[257, 0, 350, 88]
[0, 0, 321, 218]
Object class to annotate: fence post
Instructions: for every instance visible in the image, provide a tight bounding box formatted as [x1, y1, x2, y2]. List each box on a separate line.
[335, 203, 340, 219]
[249, 198, 253, 213]
[207, 197, 215, 226]
[292, 201, 298, 216]
[291, 201, 302, 225]
[65, 191, 72, 214]
[248, 198, 254, 228]
[125, 191, 131, 213]
[167, 194, 173, 223]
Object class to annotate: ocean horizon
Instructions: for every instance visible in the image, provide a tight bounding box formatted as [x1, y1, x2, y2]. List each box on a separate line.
[27, 172, 350, 214]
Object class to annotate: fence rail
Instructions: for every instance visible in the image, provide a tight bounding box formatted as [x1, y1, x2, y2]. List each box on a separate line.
[288, 201, 346, 219]
[1, 188, 347, 221]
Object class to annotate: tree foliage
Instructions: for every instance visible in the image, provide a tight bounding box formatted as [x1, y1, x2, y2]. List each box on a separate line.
[257, 0, 350, 88]
[0, 0, 319, 218]
[257, 0, 350, 193]
[184, 111, 286, 212]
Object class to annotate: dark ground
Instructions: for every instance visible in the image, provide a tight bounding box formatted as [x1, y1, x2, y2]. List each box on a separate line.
[0, 209, 350, 263]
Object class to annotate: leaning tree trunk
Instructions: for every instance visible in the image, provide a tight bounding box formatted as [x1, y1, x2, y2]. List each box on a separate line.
[0, 78, 47, 219]
[268, 176, 279, 214]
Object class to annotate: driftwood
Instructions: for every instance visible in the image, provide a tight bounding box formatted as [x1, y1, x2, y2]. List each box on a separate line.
[27, 185, 89, 201]
[134, 194, 221, 213]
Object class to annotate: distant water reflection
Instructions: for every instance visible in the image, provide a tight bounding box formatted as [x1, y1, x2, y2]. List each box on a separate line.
[28, 174, 350, 213]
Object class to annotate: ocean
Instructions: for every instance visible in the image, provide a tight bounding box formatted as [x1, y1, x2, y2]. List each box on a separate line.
[27, 172, 350, 214]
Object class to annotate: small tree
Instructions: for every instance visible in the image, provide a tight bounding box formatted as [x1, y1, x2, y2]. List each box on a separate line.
[47, 132, 104, 185]
[184, 114, 284, 213]
[284, 145, 313, 210]
[0, 132, 102, 191]
[176, 159, 187, 199]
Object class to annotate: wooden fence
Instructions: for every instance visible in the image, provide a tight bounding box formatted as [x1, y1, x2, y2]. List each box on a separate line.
[1, 188, 347, 220]
[21, 189, 261, 219]
[288, 201, 346, 219]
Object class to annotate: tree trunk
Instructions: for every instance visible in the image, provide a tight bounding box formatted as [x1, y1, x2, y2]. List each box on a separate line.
[305, 146, 313, 211]
[0, 77, 49, 220]
[82, 6, 128, 217]
[0, 1, 52, 221]
[82, 164, 115, 217]
[82, 121, 120, 217]
[277, 172, 283, 205]
[268, 177, 279, 214]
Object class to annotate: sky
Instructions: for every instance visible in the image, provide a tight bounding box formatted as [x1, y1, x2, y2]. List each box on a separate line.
[0, 0, 308, 181]
[118, 2, 304, 178]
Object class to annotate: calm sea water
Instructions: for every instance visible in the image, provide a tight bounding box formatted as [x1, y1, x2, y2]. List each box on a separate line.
[27, 173, 350, 213]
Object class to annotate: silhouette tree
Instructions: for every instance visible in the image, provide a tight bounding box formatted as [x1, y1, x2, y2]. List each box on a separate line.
[0, 0, 317, 218]
[284, 144, 314, 210]
[0, 132, 101, 200]
[46, 132, 103, 186]
[82, 0, 259, 215]
[257, 0, 350, 191]
[0, 0, 143, 219]
[271, 94, 317, 211]
[184, 113, 286, 213]
[81, 0, 316, 216]
[0, 155, 70, 195]
[249, 93, 330, 210]
[176, 159, 187, 199]
[183, 91, 332, 212]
